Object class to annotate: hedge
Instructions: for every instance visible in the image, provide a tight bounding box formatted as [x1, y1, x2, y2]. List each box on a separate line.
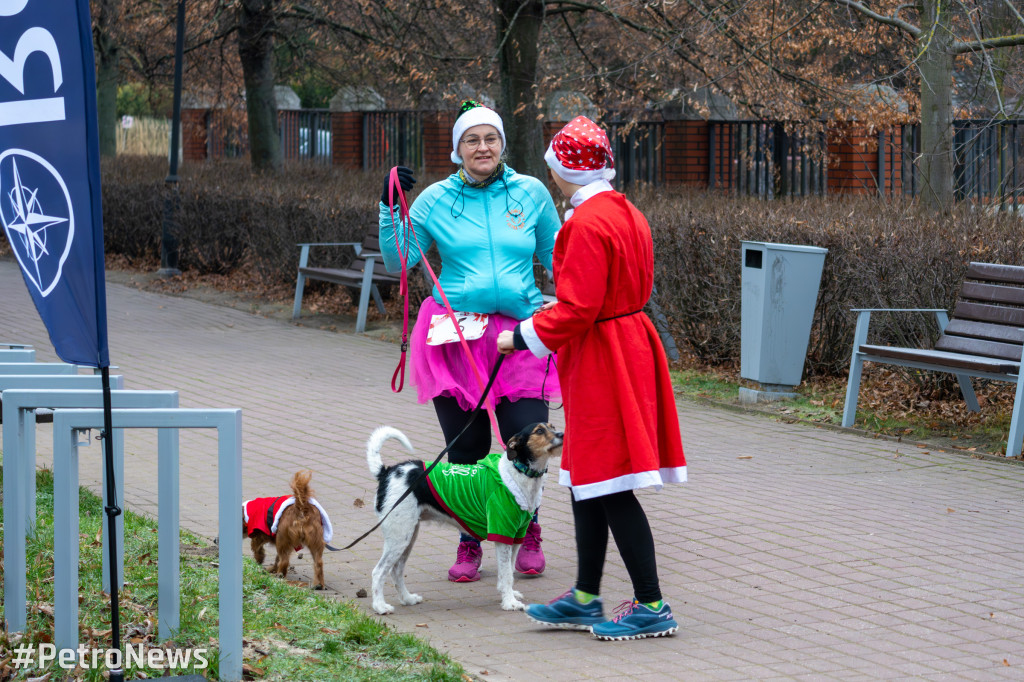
[99, 157, 1024, 379]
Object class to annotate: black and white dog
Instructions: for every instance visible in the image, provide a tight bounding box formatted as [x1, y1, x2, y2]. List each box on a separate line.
[365, 422, 563, 614]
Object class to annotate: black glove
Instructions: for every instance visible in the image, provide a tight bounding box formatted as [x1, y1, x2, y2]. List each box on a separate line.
[381, 166, 416, 205]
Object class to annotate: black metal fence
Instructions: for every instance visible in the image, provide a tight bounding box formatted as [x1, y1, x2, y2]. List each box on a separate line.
[894, 120, 1023, 210]
[280, 109, 332, 165]
[201, 108, 1023, 209]
[709, 121, 828, 198]
[205, 111, 248, 159]
[363, 110, 425, 169]
[605, 121, 664, 188]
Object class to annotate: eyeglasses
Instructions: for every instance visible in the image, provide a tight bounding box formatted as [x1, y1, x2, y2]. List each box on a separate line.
[460, 135, 502, 150]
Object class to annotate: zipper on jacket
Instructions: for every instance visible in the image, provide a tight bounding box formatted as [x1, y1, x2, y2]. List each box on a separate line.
[485, 184, 500, 312]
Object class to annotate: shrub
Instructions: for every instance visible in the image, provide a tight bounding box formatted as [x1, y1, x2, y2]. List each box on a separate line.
[634, 187, 1024, 377]
[100, 157, 1024, 379]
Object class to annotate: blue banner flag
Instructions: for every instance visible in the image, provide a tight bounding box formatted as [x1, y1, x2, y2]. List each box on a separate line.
[0, 0, 109, 368]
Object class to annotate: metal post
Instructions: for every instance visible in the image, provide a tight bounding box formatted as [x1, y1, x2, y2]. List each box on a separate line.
[159, 0, 185, 277]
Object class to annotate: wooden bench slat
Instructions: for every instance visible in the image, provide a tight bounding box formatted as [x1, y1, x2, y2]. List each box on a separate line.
[952, 300, 1024, 327]
[859, 345, 1020, 374]
[934, 334, 1023, 361]
[959, 281, 1024, 306]
[300, 266, 399, 284]
[967, 261, 1024, 286]
[942, 319, 1024, 345]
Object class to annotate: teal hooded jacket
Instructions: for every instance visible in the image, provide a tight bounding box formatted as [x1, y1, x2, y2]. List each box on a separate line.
[378, 166, 561, 321]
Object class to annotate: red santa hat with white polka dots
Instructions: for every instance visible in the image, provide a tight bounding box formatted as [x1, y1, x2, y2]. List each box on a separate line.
[544, 116, 616, 185]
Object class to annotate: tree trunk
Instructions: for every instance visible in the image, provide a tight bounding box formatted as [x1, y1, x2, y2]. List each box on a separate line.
[494, 0, 546, 179]
[93, 0, 119, 157]
[916, 0, 955, 213]
[237, 0, 281, 172]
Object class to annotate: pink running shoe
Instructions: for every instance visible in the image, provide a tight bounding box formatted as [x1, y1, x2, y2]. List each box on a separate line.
[515, 522, 545, 575]
[448, 540, 482, 582]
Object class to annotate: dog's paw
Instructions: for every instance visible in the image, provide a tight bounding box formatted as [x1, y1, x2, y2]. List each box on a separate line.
[373, 602, 395, 615]
[501, 598, 526, 611]
[401, 593, 423, 605]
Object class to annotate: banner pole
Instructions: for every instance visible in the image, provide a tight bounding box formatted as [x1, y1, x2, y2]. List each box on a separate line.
[100, 366, 124, 682]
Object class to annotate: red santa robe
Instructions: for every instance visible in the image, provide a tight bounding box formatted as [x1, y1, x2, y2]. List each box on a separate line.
[523, 189, 686, 500]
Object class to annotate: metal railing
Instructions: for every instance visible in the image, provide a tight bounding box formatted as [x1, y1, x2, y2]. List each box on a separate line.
[709, 121, 828, 198]
[363, 110, 425, 169]
[205, 111, 248, 159]
[280, 109, 332, 165]
[605, 121, 665, 187]
[898, 119, 1023, 210]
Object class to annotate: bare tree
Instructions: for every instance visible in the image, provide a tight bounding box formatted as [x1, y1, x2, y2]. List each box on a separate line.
[236, 0, 280, 171]
[834, 0, 1024, 212]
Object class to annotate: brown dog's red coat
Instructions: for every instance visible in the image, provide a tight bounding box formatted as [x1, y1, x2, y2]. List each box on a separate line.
[243, 470, 326, 589]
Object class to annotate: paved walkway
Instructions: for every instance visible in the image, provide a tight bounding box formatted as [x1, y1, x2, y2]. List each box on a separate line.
[3, 259, 1024, 681]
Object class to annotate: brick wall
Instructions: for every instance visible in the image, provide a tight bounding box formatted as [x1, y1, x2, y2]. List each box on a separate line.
[826, 123, 904, 195]
[664, 120, 709, 187]
[424, 111, 457, 175]
[182, 109, 207, 161]
[331, 111, 362, 169]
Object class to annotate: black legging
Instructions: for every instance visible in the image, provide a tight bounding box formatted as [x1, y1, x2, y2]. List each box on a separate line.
[572, 490, 662, 604]
[432, 395, 549, 465]
[434, 395, 549, 544]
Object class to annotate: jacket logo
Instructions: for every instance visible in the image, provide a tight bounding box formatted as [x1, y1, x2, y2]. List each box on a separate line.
[506, 207, 524, 231]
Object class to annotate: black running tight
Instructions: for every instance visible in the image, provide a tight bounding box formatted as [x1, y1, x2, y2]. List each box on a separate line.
[433, 395, 548, 544]
[432, 395, 549, 465]
[572, 490, 662, 604]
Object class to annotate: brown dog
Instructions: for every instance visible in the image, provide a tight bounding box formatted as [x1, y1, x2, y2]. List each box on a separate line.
[242, 470, 330, 589]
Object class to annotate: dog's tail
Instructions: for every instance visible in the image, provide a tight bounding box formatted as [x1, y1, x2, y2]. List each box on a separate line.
[366, 426, 414, 478]
[289, 469, 314, 510]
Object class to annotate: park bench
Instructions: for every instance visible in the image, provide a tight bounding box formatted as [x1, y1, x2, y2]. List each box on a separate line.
[842, 261, 1024, 458]
[292, 235, 401, 334]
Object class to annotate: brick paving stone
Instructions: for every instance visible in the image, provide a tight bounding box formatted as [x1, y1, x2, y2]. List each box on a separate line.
[4, 259, 1024, 681]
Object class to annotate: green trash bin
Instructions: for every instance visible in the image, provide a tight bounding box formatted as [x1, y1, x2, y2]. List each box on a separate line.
[740, 241, 827, 402]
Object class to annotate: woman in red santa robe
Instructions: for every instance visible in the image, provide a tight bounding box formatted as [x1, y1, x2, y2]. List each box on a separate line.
[497, 116, 686, 640]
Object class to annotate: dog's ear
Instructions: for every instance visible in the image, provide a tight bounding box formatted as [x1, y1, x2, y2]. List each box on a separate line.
[505, 434, 521, 457]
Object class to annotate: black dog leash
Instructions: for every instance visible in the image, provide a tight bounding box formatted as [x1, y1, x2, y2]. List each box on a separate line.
[331, 353, 506, 551]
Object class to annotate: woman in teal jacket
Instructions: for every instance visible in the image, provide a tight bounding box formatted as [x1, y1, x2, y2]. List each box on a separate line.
[379, 101, 561, 582]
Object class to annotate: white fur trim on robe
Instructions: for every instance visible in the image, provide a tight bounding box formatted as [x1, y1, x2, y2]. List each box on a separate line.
[269, 497, 334, 543]
[560, 466, 688, 501]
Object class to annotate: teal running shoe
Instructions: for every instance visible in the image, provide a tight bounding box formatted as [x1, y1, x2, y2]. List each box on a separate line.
[591, 599, 678, 640]
[525, 590, 605, 631]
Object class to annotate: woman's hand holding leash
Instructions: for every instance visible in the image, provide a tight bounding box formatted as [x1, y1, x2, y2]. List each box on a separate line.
[496, 330, 516, 355]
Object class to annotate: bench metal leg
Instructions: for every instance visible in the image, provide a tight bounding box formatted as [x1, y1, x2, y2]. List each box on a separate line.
[842, 353, 864, 428]
[355, 262, 375, 334]
[955, 374, 981, 412]
[1007, 375, 1024, 458]
[292, 272, 307, 319]
[292, 245, 312, 320]
[842, 311, 872, 428]
[370, 285, 386, 314]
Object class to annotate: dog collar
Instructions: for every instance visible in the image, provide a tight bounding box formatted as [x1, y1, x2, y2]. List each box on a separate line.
[512, 459, 547, 478]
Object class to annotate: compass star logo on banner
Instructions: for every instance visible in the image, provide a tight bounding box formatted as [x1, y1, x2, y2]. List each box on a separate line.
[0, 149, 74, 297]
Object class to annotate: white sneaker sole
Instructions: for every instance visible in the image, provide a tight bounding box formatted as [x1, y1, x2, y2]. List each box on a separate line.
[592, 625, 679, 641]
[526, 614, 600, 632]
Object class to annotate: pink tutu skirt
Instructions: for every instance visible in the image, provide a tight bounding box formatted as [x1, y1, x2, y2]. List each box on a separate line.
[410, 297, 561, 411]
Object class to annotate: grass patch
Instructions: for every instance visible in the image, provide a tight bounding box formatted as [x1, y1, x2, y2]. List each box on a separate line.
[0, 467, 468, 681]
